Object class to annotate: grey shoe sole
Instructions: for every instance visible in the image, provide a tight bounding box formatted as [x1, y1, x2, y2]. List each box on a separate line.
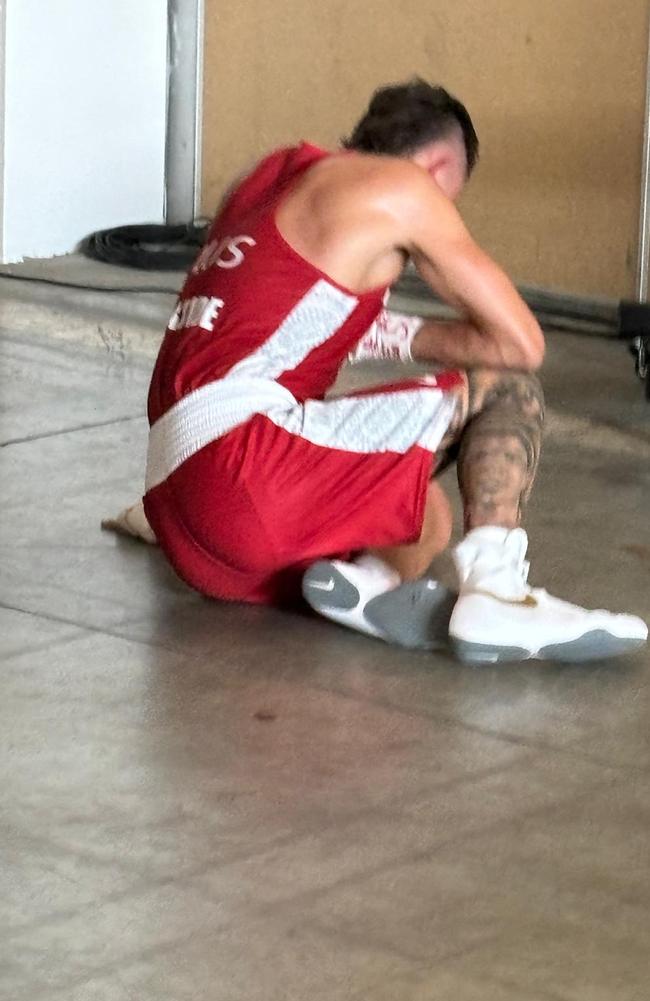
[302, 561, 456, 651]
[453, 630, 647, 665]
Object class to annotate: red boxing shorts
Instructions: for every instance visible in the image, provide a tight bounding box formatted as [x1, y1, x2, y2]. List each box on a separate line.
[144, 371, 464, 606]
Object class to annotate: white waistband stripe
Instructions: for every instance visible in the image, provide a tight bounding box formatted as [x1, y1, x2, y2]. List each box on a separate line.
[145, 378, 295, 491]
[146, 378, 457, 492]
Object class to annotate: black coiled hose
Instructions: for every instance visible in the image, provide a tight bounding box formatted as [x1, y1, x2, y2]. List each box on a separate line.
[81, 222, 208, 271]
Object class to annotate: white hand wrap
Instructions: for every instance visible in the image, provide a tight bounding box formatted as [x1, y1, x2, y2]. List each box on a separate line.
[349, 309, 423, 364]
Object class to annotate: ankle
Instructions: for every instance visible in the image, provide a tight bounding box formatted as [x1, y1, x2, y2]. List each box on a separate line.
[454, 527, 530, 600]
[464, 511, 520, 533]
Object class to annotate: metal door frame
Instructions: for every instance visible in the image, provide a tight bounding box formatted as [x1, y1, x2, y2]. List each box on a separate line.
[165, 0, 204, 225]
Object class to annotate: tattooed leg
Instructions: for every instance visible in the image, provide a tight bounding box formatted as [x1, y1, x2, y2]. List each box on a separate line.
[440, 370, 647, 665]
[438, 369, 545, 533]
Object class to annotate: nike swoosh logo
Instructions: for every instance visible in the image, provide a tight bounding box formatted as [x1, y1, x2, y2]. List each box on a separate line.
[467, 589, 538, 608]
[308, 579, 336, 593]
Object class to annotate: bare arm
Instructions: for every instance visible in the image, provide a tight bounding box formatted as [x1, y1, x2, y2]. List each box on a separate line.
[396, 169, 545, 371]
[410, 315, 538, 370]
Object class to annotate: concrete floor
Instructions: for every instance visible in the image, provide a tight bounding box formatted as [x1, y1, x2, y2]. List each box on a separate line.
[2, 307, 650, 999]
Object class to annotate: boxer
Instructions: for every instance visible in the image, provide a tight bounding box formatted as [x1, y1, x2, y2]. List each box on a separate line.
[124, 79, 646, 663]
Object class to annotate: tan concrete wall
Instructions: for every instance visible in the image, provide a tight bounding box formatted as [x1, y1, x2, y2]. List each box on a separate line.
[202, 1, 649, 298]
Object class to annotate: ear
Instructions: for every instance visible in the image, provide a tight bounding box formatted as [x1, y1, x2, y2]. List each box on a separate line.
[429, 152, 453, 187]
[430, 154, 465, 201]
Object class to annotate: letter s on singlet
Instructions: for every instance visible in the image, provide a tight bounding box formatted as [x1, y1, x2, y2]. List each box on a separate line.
[216, 235, 256, 269]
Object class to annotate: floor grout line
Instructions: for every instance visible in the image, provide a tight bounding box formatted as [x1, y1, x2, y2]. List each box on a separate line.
[10, 927, 213, 1001]
[300, 673, 648, 772]
[0, 601, 185, 657]
[1, 413, 145, 447]
[244, 775, 625, 922]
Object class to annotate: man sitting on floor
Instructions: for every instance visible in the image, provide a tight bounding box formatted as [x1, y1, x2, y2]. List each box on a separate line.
[109, 79, 647, 663]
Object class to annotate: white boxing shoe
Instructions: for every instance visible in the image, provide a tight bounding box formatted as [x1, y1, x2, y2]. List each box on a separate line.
[449, 527, 648, 664]
[302, 557, 457, 650]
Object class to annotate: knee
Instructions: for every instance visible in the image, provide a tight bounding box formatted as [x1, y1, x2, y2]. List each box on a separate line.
[466, 368, 545, 422]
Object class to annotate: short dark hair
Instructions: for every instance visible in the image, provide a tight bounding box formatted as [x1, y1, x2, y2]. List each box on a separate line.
[342, 78, 479, 174]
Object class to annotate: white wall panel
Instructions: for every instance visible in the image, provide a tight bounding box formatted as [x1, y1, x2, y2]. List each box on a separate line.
[1, 0, 168, 262]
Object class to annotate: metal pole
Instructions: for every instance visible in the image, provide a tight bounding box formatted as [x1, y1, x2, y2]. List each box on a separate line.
[165, 0, 204, 225]
[636, 5, 650, 301]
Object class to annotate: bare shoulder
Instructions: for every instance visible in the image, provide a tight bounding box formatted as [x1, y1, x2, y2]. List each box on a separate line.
[312, 153, 426, 203]
[334, 155, 459, 232]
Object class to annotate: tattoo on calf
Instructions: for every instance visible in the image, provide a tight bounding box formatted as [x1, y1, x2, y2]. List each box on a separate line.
[455, 371, 545, 531]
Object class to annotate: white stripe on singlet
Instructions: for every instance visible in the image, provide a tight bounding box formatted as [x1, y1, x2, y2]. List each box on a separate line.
[145, 280, 358, 490]
[266, 381, 458, 455]
[227, 279, 358, 381]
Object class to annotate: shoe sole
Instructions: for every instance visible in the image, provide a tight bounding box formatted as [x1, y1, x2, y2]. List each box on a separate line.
[302, 561, 456, 651]
[453, 630, 647, 665]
